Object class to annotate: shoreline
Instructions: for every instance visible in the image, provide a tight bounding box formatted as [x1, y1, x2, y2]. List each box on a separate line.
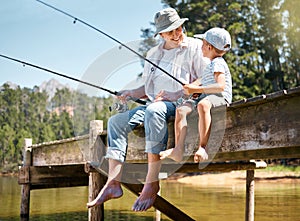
[171, 170, 300, 186]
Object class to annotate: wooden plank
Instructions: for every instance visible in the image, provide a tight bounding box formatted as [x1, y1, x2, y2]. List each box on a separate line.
[245, 170, 255, 221]
[18, 164, 88, 189]
[20, 138, 32, 221]
[88, 120, 105, 221]
[123, 182, 195, 221]
[212, 146, 300, 162]
[86, 161, 266, 184]
[31, 135, 89, 166]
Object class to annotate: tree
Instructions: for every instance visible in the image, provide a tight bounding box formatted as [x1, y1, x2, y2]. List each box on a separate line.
[281, 0, 300, 88]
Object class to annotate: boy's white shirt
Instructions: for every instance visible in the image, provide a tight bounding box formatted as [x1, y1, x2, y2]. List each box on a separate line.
[201, 56, 232, 103]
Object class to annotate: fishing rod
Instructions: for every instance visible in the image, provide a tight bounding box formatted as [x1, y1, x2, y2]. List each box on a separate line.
[36, 0, 185, 86]
[0, 54, 146, 105]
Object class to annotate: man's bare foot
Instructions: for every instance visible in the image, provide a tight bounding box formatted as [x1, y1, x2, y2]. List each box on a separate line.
[159, 146, 183, 162]
[86, 180, 123, 208]
[132, 181, 160, 211]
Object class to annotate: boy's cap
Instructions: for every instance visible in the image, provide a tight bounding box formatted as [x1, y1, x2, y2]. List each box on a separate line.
[154, 8, 188, 37]
[194, 27, 231, 51]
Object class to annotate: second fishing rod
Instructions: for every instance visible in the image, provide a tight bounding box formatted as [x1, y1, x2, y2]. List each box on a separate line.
[36, 0, 186, 87]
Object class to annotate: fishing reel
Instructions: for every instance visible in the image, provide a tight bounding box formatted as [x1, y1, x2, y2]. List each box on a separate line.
[109, 101, 128, 113]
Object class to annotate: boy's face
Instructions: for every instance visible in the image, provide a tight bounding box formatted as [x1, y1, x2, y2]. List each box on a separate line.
[201, 39, 213, 58]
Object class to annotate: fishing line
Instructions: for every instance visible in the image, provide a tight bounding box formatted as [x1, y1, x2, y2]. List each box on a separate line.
[36, 0, 185, 86]
[0, 54, 146, 105]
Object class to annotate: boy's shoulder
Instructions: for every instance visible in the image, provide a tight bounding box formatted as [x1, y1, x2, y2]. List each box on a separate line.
[212, 56, 227, 64]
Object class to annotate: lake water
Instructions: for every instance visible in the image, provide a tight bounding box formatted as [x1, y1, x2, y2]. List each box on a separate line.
[0, 176, 300, 221]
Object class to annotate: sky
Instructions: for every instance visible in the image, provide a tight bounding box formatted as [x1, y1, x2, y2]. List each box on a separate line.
[0, 0, 164, 95]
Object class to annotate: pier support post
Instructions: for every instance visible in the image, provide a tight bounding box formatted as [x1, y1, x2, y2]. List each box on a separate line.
[88, 120, 106, 221]
[245, 170, 255, 221]
[20, 138, 32, 221]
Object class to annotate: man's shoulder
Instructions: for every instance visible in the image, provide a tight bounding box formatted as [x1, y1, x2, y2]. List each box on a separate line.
[146, 43, 162, 57]
[182, 36, 203, 48]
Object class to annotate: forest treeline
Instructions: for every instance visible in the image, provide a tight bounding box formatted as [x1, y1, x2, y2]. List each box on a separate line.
[1, 0, 299, 172]
[0, 84, 116, 172]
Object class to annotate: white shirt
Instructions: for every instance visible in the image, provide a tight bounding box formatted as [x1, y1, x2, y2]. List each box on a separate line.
[143, 35, 206, 101]
[201, 57, 232, 103]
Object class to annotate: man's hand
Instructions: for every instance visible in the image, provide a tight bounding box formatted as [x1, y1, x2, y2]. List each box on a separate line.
[117, 90, 132, 102]
[154, 90, 182, 102]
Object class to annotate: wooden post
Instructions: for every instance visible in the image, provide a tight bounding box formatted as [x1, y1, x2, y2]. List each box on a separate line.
[20, 138, 32, 221]
[245, 170, 255, 221]
[88, 120, 106, 221]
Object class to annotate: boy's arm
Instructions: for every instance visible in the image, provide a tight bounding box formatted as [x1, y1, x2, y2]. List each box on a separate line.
[190, 78, 201, 86]
[184, 72, 225, 94]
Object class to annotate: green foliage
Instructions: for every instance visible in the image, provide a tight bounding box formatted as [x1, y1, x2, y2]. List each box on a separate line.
[149, 0, 300, 100]
[0, 84, 114, 172]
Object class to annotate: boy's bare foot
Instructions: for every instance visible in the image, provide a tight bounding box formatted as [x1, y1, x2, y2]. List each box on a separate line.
[86, 181, 123, 208]
[194, 147, 208, 163]
[132, 181, 160, 211]
[159, 146, 183, 162]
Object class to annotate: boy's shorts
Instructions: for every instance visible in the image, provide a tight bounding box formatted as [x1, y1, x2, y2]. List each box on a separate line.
[178, 93, 227, 109]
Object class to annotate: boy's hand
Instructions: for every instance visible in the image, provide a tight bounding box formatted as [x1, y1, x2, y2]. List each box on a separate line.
[183, 84, 202, 95]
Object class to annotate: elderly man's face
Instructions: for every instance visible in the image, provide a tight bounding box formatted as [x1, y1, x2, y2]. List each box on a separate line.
[160, 26, 184, 49]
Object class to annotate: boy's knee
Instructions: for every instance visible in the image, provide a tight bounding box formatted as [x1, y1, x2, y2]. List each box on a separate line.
[197, 100, 211, 113]
[176, 107, 187, 118]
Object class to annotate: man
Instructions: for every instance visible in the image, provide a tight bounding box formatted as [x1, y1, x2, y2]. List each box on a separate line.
[87, 7, 206, 211]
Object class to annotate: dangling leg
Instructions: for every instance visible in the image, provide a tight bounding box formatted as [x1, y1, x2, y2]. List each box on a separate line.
[87, 107, 144, 208]
[87, 159, 123, 208]
[132, 153, 161, 211]
[133, 101, 175, 211]
[194, 99, 211, 163]
[159, 103, 193, 162]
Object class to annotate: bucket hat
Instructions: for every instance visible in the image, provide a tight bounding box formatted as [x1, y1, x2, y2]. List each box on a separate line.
[154, 8, 188, 37]
[194, 27, 231, 52]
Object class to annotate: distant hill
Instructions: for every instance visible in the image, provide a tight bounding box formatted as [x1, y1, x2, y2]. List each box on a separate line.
[39, 78, 73, 100]
[1, 78, 73, 100]
[0, 81, 18, 90]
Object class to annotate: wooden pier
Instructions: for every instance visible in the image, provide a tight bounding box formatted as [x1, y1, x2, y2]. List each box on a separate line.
[18, 87, 300, 221]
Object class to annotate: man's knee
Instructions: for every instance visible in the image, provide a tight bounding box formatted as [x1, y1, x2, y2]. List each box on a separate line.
[108, 114, 117, 127]
[145, 102, 165, 118]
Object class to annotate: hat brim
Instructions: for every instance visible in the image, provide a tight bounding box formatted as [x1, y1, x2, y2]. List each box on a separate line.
[154, 18, 188, 37]
[194, 34, 205, 39]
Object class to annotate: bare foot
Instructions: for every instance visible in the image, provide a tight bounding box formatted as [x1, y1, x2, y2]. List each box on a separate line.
[132, 181, 160, 211]
[194, 147, 208, 163]
[86, 180, 123, 208]
[159, 146, 183, 162]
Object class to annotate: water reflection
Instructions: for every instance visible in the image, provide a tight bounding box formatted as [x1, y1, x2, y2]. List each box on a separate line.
[0, 176, 299, 221]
